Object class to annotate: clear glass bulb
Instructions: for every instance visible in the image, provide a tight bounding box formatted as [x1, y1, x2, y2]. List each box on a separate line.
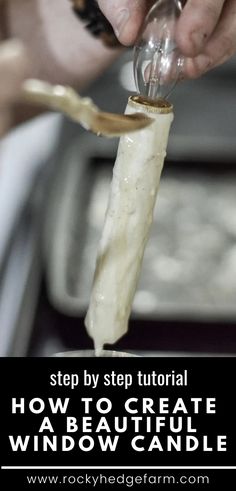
[134, 0, 184, 101]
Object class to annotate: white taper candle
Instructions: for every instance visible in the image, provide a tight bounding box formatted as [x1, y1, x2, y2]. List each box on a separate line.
[85, 96, 173, 350]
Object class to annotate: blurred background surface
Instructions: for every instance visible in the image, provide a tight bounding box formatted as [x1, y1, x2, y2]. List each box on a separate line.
[1, 50, 236, 356]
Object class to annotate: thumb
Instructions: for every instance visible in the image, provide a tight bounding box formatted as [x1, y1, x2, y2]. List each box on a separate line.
[97, 0, 149, 46]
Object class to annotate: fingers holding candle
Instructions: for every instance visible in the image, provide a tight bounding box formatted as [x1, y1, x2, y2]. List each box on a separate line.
[176, 0, 236, 78]
[176, 0, 226, 57]
[97, 0, 236, 80]
[97, 0, 153, 46]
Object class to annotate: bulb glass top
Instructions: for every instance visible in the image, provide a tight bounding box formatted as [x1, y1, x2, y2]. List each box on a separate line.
[134, 0, 184, 101]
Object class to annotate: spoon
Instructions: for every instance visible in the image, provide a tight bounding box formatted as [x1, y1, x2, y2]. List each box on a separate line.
[22, 79, 154, 137]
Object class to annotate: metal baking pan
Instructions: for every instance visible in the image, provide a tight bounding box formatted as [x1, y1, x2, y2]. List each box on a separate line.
[43, 129, 236, 325]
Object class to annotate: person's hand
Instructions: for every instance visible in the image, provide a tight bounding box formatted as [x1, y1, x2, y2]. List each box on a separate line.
[97, 0, 153, 46]
[176, 0, 236, 78]
[98, 0, 236, 78]
[0, 39, 28, 136]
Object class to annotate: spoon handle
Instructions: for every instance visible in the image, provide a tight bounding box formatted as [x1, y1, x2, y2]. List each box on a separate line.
[21, 79, 153, 137]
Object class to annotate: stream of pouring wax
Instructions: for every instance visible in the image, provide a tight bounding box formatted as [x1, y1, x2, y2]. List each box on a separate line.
[85, 96, 173, 352]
